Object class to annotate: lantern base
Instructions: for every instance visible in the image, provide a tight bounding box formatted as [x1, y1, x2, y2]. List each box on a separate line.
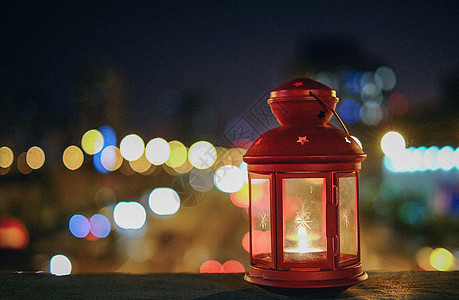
[245, 263, 367, 289]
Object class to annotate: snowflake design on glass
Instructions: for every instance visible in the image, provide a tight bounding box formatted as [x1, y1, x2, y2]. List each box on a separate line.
[259, 211, 269, 229]
[342, 210, 351, 227]
[294, 205, 312, 230]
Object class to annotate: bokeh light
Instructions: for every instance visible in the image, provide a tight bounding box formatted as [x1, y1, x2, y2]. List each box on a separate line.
[113, 201, 146, 229]
[0, 217, 29, 250]
[69, 214, 90, 238]
[430, 248, 454, 271]
[381, 131, 406, 158]
[50, 254, 72, 276]
[361, 101, 383, 126]
[214, 165, 244, 193]
[100, 146, 123, 171]
[416, 247, 434, 270]
[129, 153, 152, 174]
[145, 137, 170, 165]
[165, 140, 187, 168]
[374, 66, 397, 91]
[230, 182, 249, 208]
[437, 146, 454, 171]
[120, 134, 145, 161]
[222, 260, 245, 273]
[200, 260, 223, 273]
[89, 214, 111, 238]
[17, 152, 33, 174]
[63, 145, 84, 170]
[388, 92, 409, 116]
[26, 146, 45, 169]
[148, 188, 181, 216]
[81, 129, 104, 155]
[338, 99, 361, 124]
[188, 141, 217, 169]
[0, 146, 14, 168]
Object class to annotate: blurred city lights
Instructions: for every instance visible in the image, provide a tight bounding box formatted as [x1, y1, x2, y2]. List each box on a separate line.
[50, 254, 72, 276]
[165, 140, 187, 168]
[100, 146, 123, 171]
[239, 161, 248, 183]
[63, 145, 84, 170]
[81, 129, 104, 155]
[222, 260, 245, 273]
[430, 248, 454, 271]
[199, 260, 223, 273]
[148, 188, 181, 216]
[89, 214, 111, 238]
[361, 101, 383, 126]
[339, 99, 362, 124]
[416, 247, 434, 270]
[69, 214, 90, 238]
[129, 153, 152, 174]
[120, 134, 145, 161]
[230, 182, 249, 208]
[17, 152, 32, 174]
[113, 201, 146, 229]
[214, 165, 244, 193]
[374, 66, 397, 91]
[189, 168, 214, 192]
[172, 157, 193, 174]
[26, 146, 45, 169]
[188, 141, 217, 169]
[388, 92, 409, 116]
[384, 146, 458, 173]
[0, 146, 14, 168]
[381, 131, 406, 158]
[0, 217, 29, 250]
[145, 137, 170, 165]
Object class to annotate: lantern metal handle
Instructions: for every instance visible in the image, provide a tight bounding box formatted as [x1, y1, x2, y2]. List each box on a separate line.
[309, 92, 350, 136]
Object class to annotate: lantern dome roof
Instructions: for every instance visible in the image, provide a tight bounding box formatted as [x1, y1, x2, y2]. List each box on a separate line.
[243, 78, 366, 169]
[244, 124, 365, 165]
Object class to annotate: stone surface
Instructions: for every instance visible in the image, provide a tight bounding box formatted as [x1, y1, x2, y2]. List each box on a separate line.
[1, 271, 458, 299]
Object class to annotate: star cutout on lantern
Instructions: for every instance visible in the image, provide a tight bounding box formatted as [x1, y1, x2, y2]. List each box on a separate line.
[294, 208, 312, 230]
[293, 81, 303, 87]
[345, 137, 352, 144]
[297, 136, 309, 145]
[254, 138, 262, 146]
[317, 110, 325, 119]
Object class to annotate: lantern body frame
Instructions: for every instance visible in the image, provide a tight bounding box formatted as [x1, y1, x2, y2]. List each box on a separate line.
[243, 79, 367, 289]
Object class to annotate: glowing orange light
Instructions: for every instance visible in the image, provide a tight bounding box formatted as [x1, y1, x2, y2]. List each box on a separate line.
[230, 182, 249, 208]
[63, 145, 84, 170]
[199, 260, 223, 273]
[0, 146, 14, 168]
[242, 231, 250, 253]
[222, 260, 245, 273]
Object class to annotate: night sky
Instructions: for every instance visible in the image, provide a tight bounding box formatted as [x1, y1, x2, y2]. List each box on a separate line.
[1, 1, 458, 136]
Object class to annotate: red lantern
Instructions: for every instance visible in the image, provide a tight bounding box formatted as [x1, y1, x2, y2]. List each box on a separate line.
[243, 78, 367, 289]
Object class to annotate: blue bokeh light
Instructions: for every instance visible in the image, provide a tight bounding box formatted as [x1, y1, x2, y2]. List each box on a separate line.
[69, 214, 90, 238]
[339, 99, 362, 124]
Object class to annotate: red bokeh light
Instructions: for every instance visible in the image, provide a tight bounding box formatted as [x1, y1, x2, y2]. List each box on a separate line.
[222, 260, 245, 273]
[200, 260, 223, 273]
[0, 217, 29, 250]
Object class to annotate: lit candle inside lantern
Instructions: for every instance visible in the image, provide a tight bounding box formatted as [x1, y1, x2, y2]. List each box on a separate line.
[285, 224, 323, 254]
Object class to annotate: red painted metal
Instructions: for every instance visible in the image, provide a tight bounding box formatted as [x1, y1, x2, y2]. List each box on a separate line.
[243, 78, 367, 289]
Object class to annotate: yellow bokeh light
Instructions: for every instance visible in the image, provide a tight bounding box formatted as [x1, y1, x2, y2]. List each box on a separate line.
[188, 141, 217, 169]
[173, 155, 193, 174]
[120, 134, 145, 161]
[81, 129, 104, 155]
[101, 146, 123, 171]
[165, 140, 187, 168]
[0, 146, 14, 168]
[26, 146, 45, 169]
[430, 248, 454, 271]
[63, 145, 84, 170]
[129, 153, 152, 174]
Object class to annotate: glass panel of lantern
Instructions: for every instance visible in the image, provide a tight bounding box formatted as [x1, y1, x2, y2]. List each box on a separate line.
[338, 174, 359, 265]
[282, 176, 327, 265]
[250, 173, 272, 264]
